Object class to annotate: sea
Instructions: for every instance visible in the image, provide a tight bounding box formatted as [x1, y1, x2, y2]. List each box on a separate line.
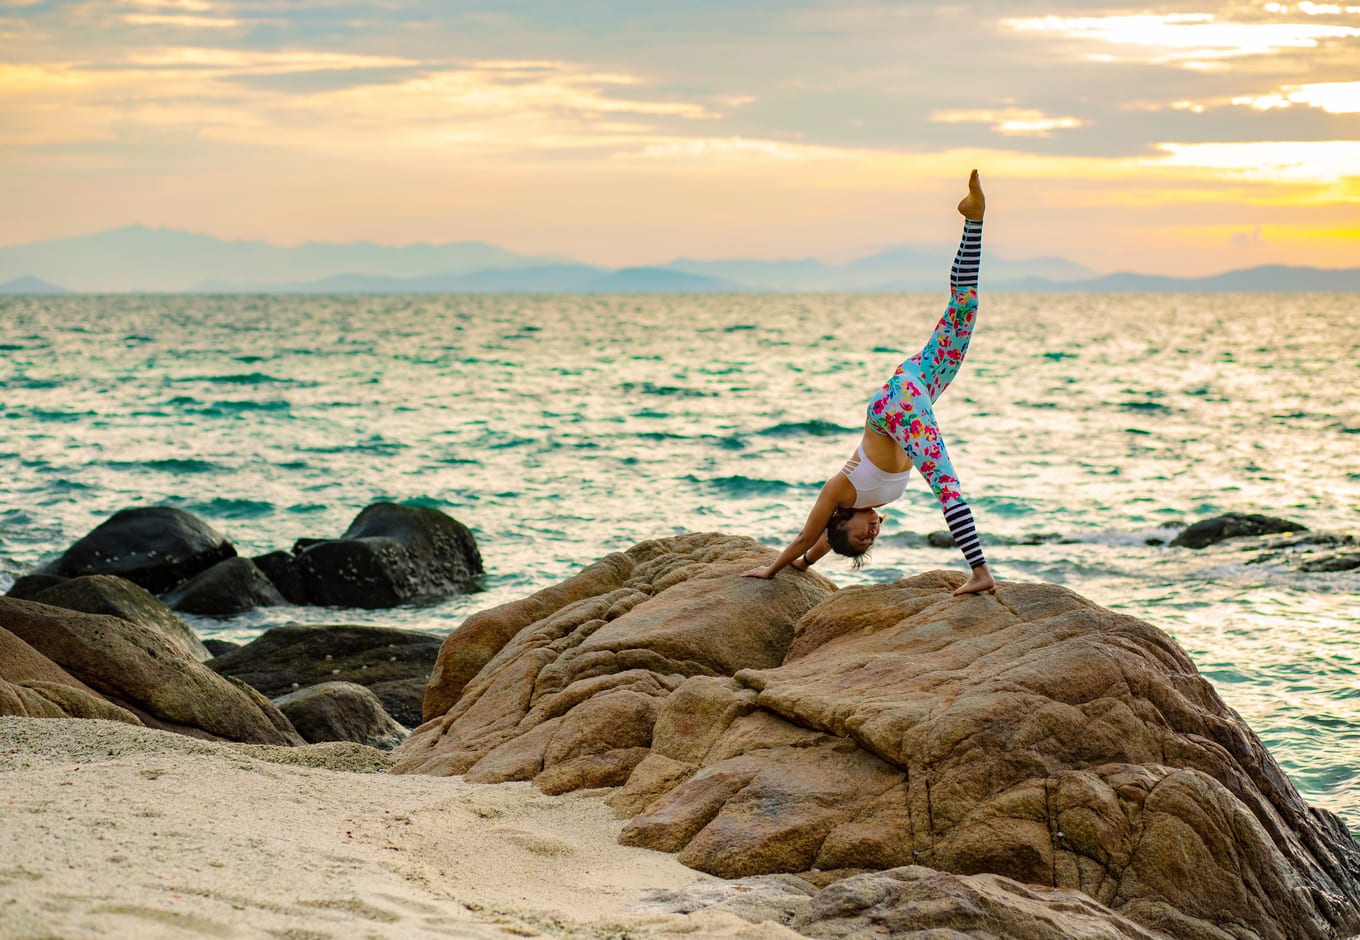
[2, 290, 1357, 831]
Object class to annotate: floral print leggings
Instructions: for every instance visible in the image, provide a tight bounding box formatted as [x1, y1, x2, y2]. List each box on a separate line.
[865, 218, 986, 568]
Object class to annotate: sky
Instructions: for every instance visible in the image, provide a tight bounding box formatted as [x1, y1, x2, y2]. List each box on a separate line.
[2, 0, 1358, 276]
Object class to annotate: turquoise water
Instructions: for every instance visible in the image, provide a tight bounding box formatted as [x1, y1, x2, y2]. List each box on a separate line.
[2, 291, 1358, 828]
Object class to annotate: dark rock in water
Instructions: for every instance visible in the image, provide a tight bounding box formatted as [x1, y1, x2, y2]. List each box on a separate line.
[6, 574, 70, 599]
[1170, 512, 1306, 549]
[30, 574, 211, 662]
[1300, 553, 1360, 573]
[926, 530, 955, 548]
[251, 551, 309, 605]
[164, 558, 288, 617]
[290, 502, 482, 609]
[273, 681, 407, 750]
[393, 533, 1360, 940]
[203, 638, 241, 657]
[37, 507, 236, 594]
[208, 623, 443, 727]
[0, 596, 300, 744]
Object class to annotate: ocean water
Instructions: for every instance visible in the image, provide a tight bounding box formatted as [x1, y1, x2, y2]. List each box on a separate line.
[2, 291, 1358, 830]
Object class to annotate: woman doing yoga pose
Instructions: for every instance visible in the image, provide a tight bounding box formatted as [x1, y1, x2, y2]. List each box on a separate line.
[741, 170, 995, 595]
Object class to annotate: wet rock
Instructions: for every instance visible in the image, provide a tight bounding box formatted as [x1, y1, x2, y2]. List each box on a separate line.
[392, 533, 835, 791]
[1299, 553, 1360, 573]
[0, 597, 300, 744]
[29, 574, 210, 662]
[273, 681, 407, 750]
[1169, 512, 1306, 549]
[5, 574, 70, 599]
[36, 506, 236, 594]
[251, 551, 309, 605]
[288, 502, 482, 609]
[208, 624, 443, 728]
[163, 557, 288, 617]
[203, 639, 241, 657]
[926, 530, 955, 548]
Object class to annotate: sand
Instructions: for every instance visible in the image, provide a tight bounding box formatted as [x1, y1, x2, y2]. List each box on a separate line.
[0, 718, 803, 939]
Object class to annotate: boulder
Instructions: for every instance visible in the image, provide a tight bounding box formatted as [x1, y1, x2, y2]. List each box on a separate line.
[286, 502, 482, 609]
[203, 638, 241, 657]
[392, 533, 1360, 940]
[1170, 513, 1305, 549]
[273, 681, 407, 750]
[36, 506, 236, 593]
[163, 557, 288, 616]
[391, 533, 835, 791]
[208, 624, 443, 728]
[28, 574, 211, 662]
[0, 597, 300, 745]
[1298, 553, 1360, 573]
[251, 551, 309, 605]
[641, 867, 1170, 939]
[614, 570, 1360, 940]
[0, 626, 142, 724]
[6, 574, 70, 599]
[422, 550, 638, 722]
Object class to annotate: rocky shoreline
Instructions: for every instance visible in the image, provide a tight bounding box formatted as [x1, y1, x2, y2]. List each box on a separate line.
[3, 509, 1359, 939]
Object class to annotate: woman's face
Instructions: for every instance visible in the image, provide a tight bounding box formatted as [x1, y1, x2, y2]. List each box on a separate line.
[841, 509, 885, 553]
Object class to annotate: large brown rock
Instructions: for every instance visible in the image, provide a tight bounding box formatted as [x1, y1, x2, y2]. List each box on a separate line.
[391, 537, 1360, 940]
[641, 867, 1170, 939]
[616, 570, 1360, 940]
[391, 533, 835, 791]
[0, 626, 142, 724]
[421, 551, 637, 722]
[0, 597, 300, 745]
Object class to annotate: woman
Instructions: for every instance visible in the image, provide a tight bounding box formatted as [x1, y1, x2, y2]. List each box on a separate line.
[742, 169, 994, 595]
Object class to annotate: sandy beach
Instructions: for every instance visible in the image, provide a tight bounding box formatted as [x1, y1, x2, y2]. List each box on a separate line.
[0, 718, 801, 939]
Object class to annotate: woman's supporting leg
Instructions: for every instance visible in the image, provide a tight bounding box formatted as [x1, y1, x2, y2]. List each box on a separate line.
[909, 218, 983, 402]
[885, 388, 988, 571]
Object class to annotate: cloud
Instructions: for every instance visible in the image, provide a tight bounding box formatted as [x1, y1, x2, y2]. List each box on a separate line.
[930, 108, 1084, 137]
[1233, 80, 1360, 113]
[1151, 140, 1360, 184]
[1003, 12, 1360, 63]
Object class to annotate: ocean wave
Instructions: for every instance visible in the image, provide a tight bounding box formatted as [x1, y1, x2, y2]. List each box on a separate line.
[684, 473, 808, 497]
[758, 419, 857, 437]
[171, 497, 275, 519]
[106, 458, 220, 474]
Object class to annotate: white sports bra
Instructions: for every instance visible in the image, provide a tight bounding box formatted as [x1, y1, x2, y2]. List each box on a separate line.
[840, 445, 912, 508]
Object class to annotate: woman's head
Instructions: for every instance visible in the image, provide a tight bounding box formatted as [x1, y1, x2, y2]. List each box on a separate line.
[825, 507, 884, 568]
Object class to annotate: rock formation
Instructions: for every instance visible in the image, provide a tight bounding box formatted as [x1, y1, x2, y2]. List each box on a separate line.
[1170, 513, 1306, 549]
[394, 533, 1360, 940]
[34, 506, 236, 593]
[273, 681, 407, 750]
[21, 574, 211, 661]
[209, 623, 443, 728]
[0, 597, 300, 745]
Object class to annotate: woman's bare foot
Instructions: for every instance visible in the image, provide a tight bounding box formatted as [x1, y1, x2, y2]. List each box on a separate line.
[952, 563, 995, 595]
[957, 169, 985, 221]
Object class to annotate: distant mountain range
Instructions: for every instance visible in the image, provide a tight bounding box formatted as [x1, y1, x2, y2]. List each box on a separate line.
[1, 225, 1356, 293]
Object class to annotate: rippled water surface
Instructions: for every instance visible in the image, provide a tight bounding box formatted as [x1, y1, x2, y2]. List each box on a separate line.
[2, 291, 1358, 827]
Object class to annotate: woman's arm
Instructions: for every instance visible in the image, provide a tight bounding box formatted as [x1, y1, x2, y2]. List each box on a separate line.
[741, 476, 853, 579]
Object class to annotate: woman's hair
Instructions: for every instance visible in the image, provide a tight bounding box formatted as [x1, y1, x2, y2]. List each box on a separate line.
[825, 507, 870, 569]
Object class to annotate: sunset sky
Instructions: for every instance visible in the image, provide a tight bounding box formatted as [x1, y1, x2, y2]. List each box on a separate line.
[2, 1, 1357, 276]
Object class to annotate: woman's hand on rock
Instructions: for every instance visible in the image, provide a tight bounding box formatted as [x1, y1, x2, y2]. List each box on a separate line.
[740, 566, 775, 579]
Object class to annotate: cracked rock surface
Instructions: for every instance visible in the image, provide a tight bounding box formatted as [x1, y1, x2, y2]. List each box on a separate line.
[395, 534, 1360, 940]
